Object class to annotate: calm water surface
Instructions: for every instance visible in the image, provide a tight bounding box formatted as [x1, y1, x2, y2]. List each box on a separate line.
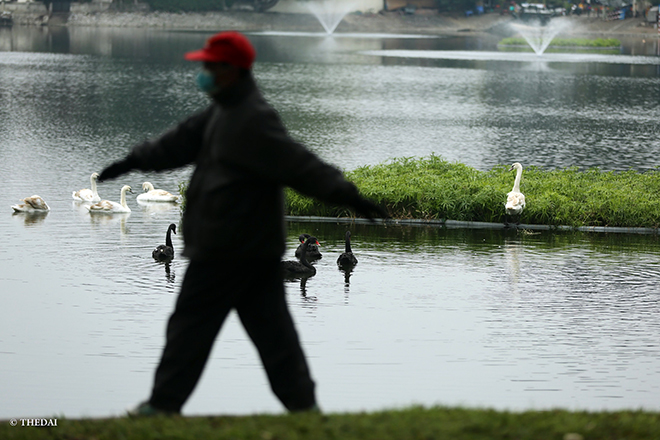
[1, 25, 659, 418]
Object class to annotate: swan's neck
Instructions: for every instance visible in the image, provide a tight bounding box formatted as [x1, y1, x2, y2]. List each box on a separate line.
[166, 227, 174, 248]
[345, 237, 352, 253]
[120, 187, 128, 208]
[300, 242, 314, 269]
[512, 167, 522, 193]
[91, 175, 98, 195]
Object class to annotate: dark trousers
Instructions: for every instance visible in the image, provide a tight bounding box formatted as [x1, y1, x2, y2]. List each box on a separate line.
[148, 258, 316, 413]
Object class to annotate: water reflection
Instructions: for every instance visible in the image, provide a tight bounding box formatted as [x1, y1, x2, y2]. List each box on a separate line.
[502, 238, 522, 296]
[340, 267, 353, 299]
[365, 49, 660, 76]
[11, 210, 49, 227]
[363, 49, 660, 65]
[252, 31, 437, 39]
[297, 276, 313, 298]
[87, 212, 131, 237]
[2, 27, 659, 174]
[137, 199, 181, 215]
[162, 262, 175, 284]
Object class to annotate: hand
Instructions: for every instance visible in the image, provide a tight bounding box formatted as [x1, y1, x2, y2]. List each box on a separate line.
[352, 197, 389, 222]
[98, 158, 135, 182]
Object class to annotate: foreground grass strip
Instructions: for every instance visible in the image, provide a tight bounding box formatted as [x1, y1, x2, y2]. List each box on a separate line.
[2, 407, 659, 440]
[286, 155, 660, 228]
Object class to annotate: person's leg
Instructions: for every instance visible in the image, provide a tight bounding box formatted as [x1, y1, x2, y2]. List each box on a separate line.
[236, 259, 317, 412]
[148, 260, 234, 413]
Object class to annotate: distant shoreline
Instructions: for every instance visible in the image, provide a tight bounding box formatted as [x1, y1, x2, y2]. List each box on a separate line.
[9, 8, 659, 40]
[69, 11, 660, 39]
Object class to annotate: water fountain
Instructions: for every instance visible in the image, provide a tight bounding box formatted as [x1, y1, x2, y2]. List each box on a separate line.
[508, 17, 571, 56]
[306, 0, 356, 35]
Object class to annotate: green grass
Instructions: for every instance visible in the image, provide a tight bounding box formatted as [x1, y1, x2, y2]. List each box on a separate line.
[498, 37, 621, 48]
[2, 406, 660, 439]
[497, 37, 621, 53]
[285, 155, 660, 228]
[498, 46, 621, 54]
[176, 155, 660, 229]
[177, 180, 187, 212]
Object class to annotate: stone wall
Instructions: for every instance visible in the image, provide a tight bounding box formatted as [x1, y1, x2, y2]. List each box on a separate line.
[0, 1, 48, 25]
[2, 0, 390, 20]
[0, 1, 48, 14]
[70, 0, 113, 14]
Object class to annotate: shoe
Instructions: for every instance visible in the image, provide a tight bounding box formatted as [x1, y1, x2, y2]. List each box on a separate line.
[290, 403, 322, 414]
[306, 404, 321, 414]
[127, 401, 176, 417]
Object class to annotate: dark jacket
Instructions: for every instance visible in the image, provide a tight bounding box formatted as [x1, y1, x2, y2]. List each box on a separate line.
[128, 74, 360, 261]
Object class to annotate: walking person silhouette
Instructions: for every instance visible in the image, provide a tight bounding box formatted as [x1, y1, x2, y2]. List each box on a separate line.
[99, 31, 386, 416]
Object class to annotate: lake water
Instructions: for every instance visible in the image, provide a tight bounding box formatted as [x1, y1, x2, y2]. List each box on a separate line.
[1, 25, 659, 419]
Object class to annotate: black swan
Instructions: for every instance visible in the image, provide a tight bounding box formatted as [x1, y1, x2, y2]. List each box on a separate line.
[337, 230, 358, 269]
[153, 223, 176, 262]
[295, 233, 322, 261]
[282, 236, 318, 278]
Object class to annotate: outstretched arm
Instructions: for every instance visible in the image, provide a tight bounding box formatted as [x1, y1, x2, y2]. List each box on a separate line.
[231, 111, 388, 220]
[99, 107, 213, 181]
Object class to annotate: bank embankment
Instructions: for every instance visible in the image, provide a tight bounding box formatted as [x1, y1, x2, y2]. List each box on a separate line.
[62, 9, 517, 36]
[62, 11, 660, 39]
[6, 4, 659, 40]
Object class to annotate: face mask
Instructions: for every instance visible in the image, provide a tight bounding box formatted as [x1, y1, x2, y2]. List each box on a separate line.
[196, 69, 217, 94]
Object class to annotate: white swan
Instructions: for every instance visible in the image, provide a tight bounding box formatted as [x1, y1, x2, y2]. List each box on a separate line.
[136, 182, 179, 203]
[12, 195, 50, 212]
[86, 185, 133, 214]
[72, 172, 101, 203]
[505, 162, 526, 217]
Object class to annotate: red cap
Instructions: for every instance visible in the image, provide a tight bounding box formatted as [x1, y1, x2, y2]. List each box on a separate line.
[184, 31, 256, 70]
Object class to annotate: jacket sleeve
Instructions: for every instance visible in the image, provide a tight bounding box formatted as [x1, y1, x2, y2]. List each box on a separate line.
[128, 106, 214, 171]
[230, 108, 363, 207]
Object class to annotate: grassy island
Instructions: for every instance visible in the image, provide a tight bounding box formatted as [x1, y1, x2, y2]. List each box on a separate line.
[497, 37, 621, 53]
[2, 406, 659, 440]
[286, 156, 660, 229]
